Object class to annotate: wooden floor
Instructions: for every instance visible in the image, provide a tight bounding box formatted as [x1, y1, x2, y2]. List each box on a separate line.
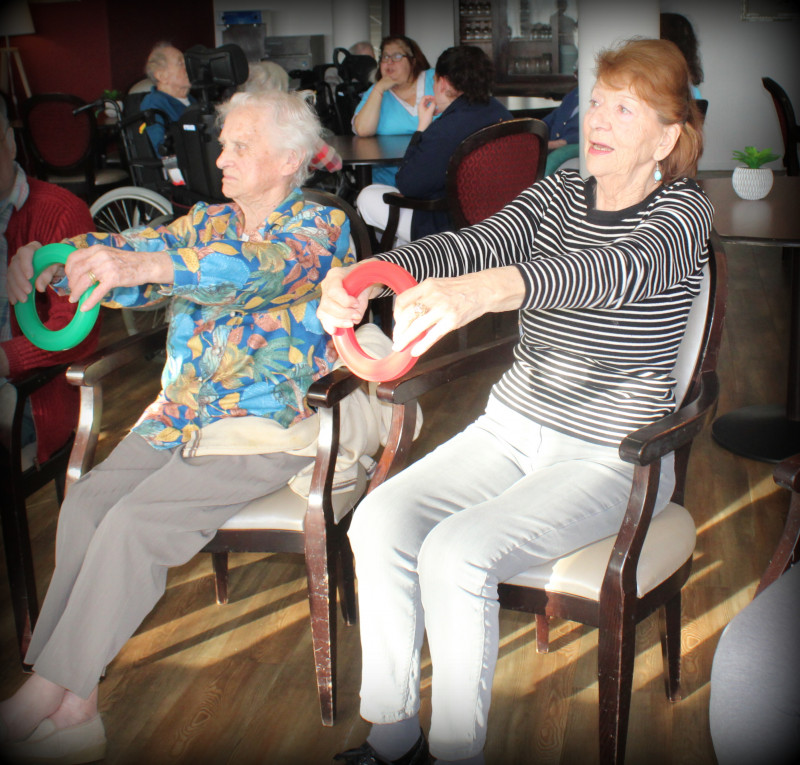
[0, 243, 792, 765]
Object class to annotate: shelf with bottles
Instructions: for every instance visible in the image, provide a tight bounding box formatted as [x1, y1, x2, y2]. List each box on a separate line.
[459, 0, 493, 43]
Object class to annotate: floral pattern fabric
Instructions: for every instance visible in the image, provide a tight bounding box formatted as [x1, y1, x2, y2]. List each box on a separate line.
[65, 188, 354, 449]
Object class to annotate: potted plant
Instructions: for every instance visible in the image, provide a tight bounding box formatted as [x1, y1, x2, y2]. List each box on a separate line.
[731, 146, 781, 200]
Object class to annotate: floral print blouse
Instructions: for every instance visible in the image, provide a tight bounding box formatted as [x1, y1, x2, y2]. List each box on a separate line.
[65, 188, 354, 449]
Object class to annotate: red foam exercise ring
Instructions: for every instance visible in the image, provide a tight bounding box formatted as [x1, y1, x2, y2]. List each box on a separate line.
[332, 261, 422, 382]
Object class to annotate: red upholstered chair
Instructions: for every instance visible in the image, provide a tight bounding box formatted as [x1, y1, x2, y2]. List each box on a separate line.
[20, 93, 128, 202]
[762, 77, 799, 176]
[378, 117, 549, 250]
[378, 117, 548, 343]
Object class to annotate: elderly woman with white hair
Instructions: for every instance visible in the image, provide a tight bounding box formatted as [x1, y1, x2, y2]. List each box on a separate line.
[0, 88, 353, 764]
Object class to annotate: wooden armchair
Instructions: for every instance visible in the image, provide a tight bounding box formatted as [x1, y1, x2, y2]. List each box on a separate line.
[370, 234, 728, 764]
[62, 189, 377, 726]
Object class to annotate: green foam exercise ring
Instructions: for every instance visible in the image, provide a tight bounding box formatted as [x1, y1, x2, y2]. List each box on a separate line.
[13, 242, 100, 352]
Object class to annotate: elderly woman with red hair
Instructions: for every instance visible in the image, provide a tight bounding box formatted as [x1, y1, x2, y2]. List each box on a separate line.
[320, 37, 711, 765]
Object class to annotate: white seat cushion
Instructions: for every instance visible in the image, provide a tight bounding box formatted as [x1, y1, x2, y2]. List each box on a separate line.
[218, 462, 368, 533]
[503, 503, 696, 599]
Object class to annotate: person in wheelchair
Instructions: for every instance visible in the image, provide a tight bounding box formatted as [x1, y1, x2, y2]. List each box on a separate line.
[140, 41, 195, 155]
[0, 88, 354, 764]
[319, 38, 710, 765]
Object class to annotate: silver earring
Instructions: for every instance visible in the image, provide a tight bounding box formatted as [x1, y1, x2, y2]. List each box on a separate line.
[654, 161, 663, 183]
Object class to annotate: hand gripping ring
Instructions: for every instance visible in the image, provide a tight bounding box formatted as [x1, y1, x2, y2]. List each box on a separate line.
[14, 243, 100, 352]
[332, 261, 423, 382]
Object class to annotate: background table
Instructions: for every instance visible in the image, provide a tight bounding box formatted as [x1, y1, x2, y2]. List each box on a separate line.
[327, 134, 411, 189]
[699, 175, 800, 463]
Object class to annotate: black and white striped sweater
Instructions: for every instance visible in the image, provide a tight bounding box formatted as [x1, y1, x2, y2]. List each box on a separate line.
[376, 171, 714, 446]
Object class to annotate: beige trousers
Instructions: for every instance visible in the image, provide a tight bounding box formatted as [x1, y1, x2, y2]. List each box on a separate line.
[25, 433, 312, 698]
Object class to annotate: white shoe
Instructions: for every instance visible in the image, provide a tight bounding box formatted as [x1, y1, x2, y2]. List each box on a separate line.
[5, 715, 107, 764]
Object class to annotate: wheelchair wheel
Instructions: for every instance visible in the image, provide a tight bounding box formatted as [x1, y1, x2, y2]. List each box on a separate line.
[89, 187, 174, 336]
[90, 186, 173, 233]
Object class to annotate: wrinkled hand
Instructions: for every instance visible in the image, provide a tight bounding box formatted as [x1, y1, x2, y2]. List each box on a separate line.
[63, 244, 174, 312]
[6, 241, 53, 304]
[392, 268, 526, 357]
[317, 261, 381, 335]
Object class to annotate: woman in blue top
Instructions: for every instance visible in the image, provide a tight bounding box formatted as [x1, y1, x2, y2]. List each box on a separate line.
[357, 45, 512, 243]
[352, 36, 434, 186]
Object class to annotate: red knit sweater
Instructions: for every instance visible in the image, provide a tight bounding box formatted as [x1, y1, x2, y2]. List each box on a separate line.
[3, 178, 99, 464]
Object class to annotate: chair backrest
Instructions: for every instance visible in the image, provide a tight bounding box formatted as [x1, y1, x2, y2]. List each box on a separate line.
[445, 117, 549, 229]
[669, 233, 727, 504]
[762, 77, 799, 176]
[20, 93, 97, 182]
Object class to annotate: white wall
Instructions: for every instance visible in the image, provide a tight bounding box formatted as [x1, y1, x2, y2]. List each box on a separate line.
[660, 0, 800, 170]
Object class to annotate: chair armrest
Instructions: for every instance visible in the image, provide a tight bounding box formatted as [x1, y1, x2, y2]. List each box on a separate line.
[383, 191, 449, 213]
[306, 367, 363, 409]
[66, 326, 168, 388]
[618, 371, 720, 466]
[774, 453, 800, 492]
[376, 334, 517, 406]
[10, 362, 72, 400]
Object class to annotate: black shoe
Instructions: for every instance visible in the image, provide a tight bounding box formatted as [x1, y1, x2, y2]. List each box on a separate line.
[333, 733, 429, 765]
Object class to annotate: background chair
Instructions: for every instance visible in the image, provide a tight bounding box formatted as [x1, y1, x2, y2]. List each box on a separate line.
[63, 189, 375, 726]
[762, 77, 799, 176]
[378, 117, 549, 251]
[20, 93, 129, 203]
[708, 452, 800, 765]
[370, 234, 728, 765]
[377, 117, 548, 343]
[0, 364, 76, 665]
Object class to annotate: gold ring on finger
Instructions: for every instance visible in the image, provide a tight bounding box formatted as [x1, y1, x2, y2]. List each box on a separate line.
[87, 270, 99, 284]
[413, 302, 428, 318]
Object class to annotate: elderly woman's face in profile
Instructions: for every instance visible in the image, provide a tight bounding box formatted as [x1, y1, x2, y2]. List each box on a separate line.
[583, 79, 672, 184]
[216, 105, 293, 203]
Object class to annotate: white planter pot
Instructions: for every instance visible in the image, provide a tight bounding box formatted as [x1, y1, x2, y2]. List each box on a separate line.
[731, 166, 773, 200]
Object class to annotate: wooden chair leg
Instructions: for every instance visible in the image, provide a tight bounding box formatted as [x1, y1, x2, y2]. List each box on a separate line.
[662, 592, 683, 702]
[0, 493, 39, 664]
[211, 552, 229, 605]
[536, 613, 550, 654]
[337, 538, 358, 626]
[597, 613, 636, 765]
[305, 549, 337, 726]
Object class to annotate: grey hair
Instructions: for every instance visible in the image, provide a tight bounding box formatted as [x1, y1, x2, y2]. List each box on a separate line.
[242, 61, 290, 93]
[216, 89, 322, 189]
[145, 41, 173, 84]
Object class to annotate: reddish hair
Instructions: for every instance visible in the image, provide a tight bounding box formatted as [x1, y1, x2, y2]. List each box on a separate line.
[595, 38, 703, 184]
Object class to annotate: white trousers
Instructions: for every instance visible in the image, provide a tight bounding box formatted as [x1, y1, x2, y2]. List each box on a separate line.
[356, 184, 412, 247]
[349, 395, 675, 760]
